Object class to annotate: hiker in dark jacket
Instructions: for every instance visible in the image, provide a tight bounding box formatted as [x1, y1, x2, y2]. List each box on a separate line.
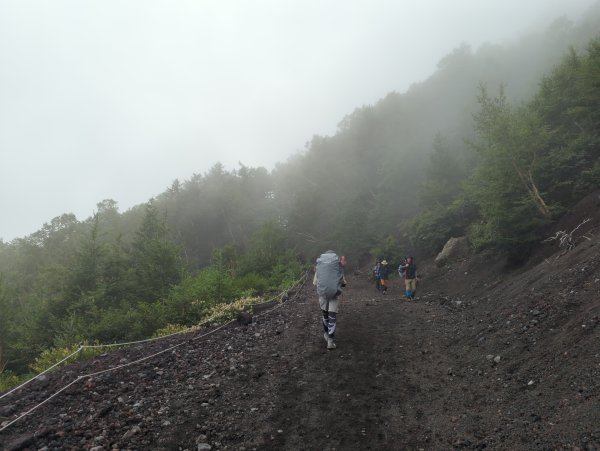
[399, 256, 418, 299]
[379, 260, 391, 294]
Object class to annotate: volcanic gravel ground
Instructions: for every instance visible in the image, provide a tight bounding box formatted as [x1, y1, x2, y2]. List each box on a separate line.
[1, 231, 600, 450]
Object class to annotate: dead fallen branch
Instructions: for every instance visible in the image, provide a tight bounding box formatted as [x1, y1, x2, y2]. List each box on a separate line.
[543, 218, 592, 258]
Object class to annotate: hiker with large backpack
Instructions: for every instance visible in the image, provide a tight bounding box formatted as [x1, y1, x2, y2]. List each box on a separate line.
[373, 260, 382, 291]
[313, 250, 346, 350]
[398, 257, 407, 278]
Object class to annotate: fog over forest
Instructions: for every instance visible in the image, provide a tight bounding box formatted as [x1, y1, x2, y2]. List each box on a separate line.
[0, 0, 597, 241]
[2, 3, 600, 446]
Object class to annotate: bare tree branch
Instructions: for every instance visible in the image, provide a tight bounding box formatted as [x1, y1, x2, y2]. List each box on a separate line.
[543, 218, 592, 258]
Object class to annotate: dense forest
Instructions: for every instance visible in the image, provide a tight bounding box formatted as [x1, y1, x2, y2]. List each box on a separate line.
[1, 5, 600, 384]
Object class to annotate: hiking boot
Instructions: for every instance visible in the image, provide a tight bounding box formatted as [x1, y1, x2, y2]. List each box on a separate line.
[327, 338, 336, 350]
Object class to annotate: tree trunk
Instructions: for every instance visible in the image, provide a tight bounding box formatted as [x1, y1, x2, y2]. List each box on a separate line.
[511, 160, 550, 218]
[528, 169, 550, 217]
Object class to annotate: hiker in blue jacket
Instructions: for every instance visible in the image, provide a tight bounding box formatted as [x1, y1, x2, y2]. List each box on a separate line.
[313, 250, 346, 350]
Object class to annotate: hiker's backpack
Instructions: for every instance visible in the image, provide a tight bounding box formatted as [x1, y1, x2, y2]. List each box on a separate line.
[316, 251, 344, 300]
[398, 264, 406, 277]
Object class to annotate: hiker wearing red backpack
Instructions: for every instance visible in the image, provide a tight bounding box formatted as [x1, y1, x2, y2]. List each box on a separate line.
[313, 250, 346, 350]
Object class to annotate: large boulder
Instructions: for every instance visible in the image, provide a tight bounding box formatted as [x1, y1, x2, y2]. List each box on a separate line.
[435, 237, 470, 267]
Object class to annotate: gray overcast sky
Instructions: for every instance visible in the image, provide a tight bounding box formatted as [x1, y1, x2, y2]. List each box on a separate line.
[0, 0, 596, 241]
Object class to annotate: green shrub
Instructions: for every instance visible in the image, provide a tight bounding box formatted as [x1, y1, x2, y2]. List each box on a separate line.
[0, 371, 24, 392]
[408, 197, 476, 255]
[29, 342, 104, 374]
[575, 158, 600, 196]
[204, 296, 259, 322]
[268, 259, 305, 289]
[371, 236, 403, 265]
[152, 323, 198, 338]
[87, 301, 166, 343]
[467, 222, 495, 252]
[233, 272, 269, 294]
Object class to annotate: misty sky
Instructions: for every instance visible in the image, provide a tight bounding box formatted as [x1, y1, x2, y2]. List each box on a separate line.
[0, 0, 596, 241]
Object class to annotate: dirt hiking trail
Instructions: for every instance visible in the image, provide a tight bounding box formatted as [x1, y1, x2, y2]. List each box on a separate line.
[1, 228, 600, 451]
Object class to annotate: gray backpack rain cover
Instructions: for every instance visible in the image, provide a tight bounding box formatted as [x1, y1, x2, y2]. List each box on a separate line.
[316, 250, 344, 300]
